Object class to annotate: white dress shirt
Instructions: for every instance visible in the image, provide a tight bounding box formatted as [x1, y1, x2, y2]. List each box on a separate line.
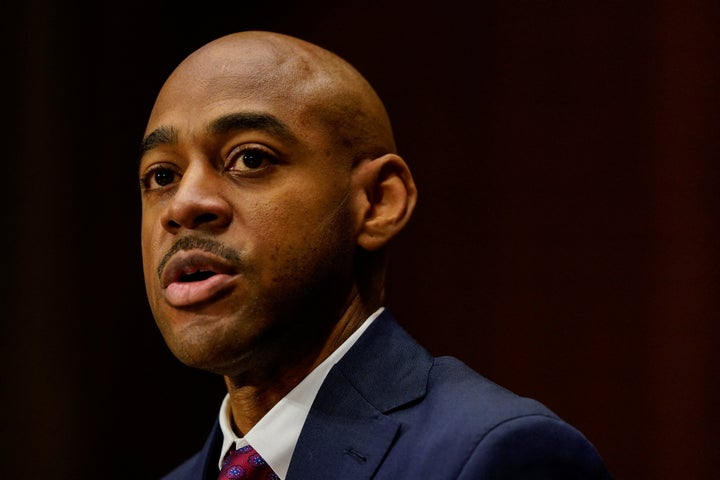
[217, 307, 384, 479]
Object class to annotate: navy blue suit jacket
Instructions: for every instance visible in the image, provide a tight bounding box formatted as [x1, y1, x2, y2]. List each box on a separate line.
[162, 310, 612, 479]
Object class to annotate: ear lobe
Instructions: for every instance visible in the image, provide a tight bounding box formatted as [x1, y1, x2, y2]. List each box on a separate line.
[354, 153, 418, 251]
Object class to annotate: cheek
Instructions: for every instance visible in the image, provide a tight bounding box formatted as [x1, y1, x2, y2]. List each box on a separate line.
[258, 195, 356, 286]
[250, 188, 353, 253]
[140, 219, 165, 305]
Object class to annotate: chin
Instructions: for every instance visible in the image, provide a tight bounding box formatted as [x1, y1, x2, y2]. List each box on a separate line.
[162, 320, 261, 374]
[167, 338, 242, 373]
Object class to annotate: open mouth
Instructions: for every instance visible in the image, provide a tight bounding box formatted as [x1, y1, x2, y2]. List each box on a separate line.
[164, 266, 236, 307]
[179, 270, 217, 282]
[160, 250, 240, 307]
[161, 251, 237, 288]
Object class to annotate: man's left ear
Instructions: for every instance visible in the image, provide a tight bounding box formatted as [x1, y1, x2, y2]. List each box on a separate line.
[353, 153, 418, 251]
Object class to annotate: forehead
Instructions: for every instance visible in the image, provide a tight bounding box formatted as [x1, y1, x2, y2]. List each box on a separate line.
[145, 37, 331, 136]
[144, 84, 339, 168]
[147, 68, 306, 133]
[141, 36, 376, 163]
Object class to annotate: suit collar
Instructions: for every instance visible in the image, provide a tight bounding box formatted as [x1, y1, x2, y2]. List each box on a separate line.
[287, 309, 433, 479]
[336, 309, 433, 412]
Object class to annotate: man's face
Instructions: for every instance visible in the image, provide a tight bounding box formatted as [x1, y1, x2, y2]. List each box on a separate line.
[139, 61, 360, 375]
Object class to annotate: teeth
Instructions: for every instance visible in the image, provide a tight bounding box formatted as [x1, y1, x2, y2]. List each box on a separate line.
[179, 271, 216, 282]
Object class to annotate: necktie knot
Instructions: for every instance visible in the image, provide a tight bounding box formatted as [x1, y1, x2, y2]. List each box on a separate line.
[218, 444, 280, 480]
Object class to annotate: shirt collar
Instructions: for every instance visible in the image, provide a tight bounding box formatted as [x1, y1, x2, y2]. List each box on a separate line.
[217, 307, 384, 478]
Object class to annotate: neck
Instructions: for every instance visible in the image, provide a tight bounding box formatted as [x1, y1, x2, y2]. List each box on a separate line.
[223, 290, 379, 436]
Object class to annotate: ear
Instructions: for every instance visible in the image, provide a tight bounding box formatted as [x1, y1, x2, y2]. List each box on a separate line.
[353, 153, 418, 251]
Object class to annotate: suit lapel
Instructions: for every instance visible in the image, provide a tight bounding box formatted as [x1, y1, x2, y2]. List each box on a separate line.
[199, 421, 223, 480]
[286, 310, 433, 480]
[285, 367, 400, 479]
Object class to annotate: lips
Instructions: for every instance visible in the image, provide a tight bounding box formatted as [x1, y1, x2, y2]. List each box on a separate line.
[160, 250, 239, 307]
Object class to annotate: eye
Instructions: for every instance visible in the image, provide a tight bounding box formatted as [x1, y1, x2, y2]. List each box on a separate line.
[153, 169, 176, 186]
[227, 145, 278, 174]
[140, 165, 181, 190]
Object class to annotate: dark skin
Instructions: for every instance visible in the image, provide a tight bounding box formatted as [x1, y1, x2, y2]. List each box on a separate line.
[139, 31, 417, 435]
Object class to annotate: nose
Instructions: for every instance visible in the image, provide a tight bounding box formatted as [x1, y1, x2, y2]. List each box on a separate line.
[160, 165, 232, 233]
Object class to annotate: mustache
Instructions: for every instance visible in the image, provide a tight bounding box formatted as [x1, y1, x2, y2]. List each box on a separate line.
[156, 236, 243, 280]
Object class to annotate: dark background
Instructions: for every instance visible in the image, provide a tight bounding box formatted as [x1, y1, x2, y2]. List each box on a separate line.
[2, 1, 718, 479]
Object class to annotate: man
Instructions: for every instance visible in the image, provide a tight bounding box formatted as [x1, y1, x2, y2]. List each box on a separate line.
[139, 30, 612, 479]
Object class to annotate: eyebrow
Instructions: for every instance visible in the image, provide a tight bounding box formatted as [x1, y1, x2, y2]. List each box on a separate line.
[139, 112, 299, 158]
[209, 112, 297, 143]
[139, 126, 178, 155]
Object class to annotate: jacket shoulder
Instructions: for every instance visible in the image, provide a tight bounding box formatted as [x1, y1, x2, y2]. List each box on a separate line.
[384, 356, 612, 478]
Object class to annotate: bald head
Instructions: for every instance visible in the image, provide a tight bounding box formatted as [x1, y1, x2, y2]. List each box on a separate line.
[140, 30, 417, 376]
[147, 30, 396, 161]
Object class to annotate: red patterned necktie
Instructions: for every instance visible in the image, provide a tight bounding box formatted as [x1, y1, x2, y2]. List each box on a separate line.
[218, 444, 280, 480]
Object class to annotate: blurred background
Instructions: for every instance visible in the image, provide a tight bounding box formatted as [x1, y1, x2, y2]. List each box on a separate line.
[2, 1, 718, 478]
